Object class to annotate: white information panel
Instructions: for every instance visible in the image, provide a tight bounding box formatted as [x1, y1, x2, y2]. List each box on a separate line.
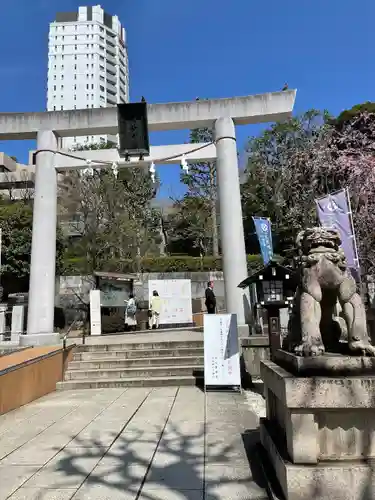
[90, 290, 102, 336]
[148, 279, 193, 325]
[204, 313, 241, 388]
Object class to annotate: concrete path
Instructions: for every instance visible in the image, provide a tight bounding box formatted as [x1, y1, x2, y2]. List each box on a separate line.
[0, 387, 267, 499]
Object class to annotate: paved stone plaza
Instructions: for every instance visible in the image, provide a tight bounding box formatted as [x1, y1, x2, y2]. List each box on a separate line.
[0, 387, 268, 499]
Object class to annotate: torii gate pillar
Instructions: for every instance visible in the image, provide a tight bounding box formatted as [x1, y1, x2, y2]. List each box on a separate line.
[215, 117, 250, 329]
[23, 131, 60, 345]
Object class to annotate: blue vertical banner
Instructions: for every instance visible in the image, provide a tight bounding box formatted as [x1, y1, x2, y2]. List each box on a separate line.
[252, 217, 274, 266]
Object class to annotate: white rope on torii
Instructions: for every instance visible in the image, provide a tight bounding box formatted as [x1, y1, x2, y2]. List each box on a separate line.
[32, 141, 217, 181]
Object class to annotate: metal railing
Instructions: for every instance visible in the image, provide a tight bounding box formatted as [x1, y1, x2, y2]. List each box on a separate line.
[62, 318, 86, 350]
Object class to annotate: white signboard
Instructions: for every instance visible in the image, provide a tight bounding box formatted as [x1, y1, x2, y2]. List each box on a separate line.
[90, 290, 102, 336]
[148, 279, 192, 325]
[11, 305, 24, 342]
[0, 304, 6, 335]
[204, 313, 241, 388]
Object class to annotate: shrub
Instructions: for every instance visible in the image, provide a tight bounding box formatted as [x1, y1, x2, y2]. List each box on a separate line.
[101, 314, 124, 334]
[63, 254, 273, 275]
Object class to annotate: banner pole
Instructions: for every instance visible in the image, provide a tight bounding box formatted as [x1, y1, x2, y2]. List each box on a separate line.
[345, 188, 362, 287]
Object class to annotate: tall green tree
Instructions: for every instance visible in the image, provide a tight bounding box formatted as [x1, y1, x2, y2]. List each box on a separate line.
[180, 126, 219, 256]
[241, 109, 332, 257]
[242, 106, 375, 275]
[0, 200, 65, 294]
[167, 195, 214, 257]
[60, 142, 160, 272]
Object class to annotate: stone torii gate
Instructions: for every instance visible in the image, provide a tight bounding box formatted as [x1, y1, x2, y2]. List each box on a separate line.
[0, 91, 296, 345]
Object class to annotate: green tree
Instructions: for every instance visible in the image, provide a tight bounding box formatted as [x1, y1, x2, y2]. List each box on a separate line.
[181, 126, 219, 256]
[71, 141, 115, 151]
[333, 101, 375, 129]
[167, 195, 213, 257]
[60, 142, 160, 272]
[241, 109, 332, 257]
[0, 201, 65, 294]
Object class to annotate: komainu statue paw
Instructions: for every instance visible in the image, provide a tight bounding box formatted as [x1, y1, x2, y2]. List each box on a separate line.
[348, 340, 375, 357]
[294, 342, 325, 357]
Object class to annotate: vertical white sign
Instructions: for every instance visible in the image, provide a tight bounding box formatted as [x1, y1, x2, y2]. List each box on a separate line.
[11, 305, 24, 342]
[204, 313, 241, 388]
[0, 304, 6, 337]
[90, 290, 102, 336]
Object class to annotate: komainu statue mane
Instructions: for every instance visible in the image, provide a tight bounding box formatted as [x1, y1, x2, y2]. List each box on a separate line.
[286, 227, 375, 357]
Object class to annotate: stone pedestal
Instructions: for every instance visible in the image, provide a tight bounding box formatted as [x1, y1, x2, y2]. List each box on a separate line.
[260, 352, 375, 500]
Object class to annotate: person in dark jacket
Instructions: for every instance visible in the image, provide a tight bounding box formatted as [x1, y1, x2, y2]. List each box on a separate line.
[205, 281, 216, 314]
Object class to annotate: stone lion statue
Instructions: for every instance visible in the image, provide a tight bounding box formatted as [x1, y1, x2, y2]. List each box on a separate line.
[285, 227, 375, 357]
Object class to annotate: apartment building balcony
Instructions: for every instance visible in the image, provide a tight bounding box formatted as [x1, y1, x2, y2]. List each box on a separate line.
[106, 37, 116, 49]
[106, 53, 117, 66]
[106, 82, 117, 96]
[106, 95, 117, 106]
[119, 74, 126, 87]
[119, 65, 127, 78]
[106, 65, 116, 77]
[106, 72, 117, 85]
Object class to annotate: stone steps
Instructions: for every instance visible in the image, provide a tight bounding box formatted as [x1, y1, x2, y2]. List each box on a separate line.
[58, 338, 204, 390]
[75, 340, 203, 352]
[73, 347, 203, 361]
[64, 365, 203, 380]
[68, 355, 204, 370]
[57, 375, 199, 390]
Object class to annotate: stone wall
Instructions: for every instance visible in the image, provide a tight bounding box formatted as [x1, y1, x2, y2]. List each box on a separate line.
[55, 271, 226, 320]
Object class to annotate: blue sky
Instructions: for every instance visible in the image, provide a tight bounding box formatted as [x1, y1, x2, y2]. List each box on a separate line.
[0, 0, 374, 199]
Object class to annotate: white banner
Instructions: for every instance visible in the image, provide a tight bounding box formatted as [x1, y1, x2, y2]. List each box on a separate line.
[204, 313, 241, 387]
[90, 290, 102, 336]
[148, 279, 192, 325]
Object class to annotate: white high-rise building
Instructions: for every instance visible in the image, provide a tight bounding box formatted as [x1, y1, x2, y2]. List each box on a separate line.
[47, 5, 129, 149]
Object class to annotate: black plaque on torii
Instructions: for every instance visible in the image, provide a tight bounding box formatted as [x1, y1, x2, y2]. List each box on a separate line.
[117, 101, 150, 159]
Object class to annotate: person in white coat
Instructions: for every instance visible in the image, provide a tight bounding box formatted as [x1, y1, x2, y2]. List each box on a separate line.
[125, 294, 137, 332]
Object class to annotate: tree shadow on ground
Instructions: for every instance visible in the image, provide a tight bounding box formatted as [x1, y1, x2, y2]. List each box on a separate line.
[48, 419, 266, 499]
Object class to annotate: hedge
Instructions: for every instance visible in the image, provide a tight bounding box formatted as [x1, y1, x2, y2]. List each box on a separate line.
[63, 254, 280, 276]
[101, 314, 125, 334]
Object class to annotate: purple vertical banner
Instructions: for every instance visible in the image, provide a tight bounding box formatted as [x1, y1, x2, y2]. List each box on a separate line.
[315, 189, 360, 280]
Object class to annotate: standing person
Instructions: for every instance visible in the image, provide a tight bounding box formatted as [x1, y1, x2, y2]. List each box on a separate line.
[125, 294, 137, 332]
[205, 281, 216, 314]
[149, 290, 161, 329]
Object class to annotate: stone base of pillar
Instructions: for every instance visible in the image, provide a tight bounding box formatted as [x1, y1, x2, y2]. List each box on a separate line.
[238, 324, 251, 338]
[10, 333, 20, 343]
[260, 356, 375, 499]
[19, 333, 61, 347]
[260, 418, 375, 500]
